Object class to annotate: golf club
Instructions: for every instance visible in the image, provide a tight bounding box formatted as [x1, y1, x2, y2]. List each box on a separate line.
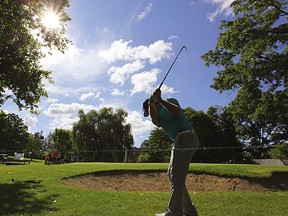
[158, 45, 188, 89]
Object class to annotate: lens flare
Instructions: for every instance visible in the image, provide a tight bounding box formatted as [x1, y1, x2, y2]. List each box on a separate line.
[41, 11, 61, 29]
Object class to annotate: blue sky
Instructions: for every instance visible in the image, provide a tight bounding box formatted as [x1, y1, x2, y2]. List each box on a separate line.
[3, 0, 235, 147]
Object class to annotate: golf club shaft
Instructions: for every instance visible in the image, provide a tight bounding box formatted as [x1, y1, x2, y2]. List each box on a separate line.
[158, 46, 188, 89]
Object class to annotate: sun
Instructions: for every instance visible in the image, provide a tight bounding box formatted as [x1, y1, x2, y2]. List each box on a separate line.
[41, 11, 61, 29]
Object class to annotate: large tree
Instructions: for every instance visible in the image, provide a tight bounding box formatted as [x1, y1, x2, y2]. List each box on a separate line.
[50, 128, 72, 154]
[0, 0, 71, 112]
[0, 111, 30, 153]
[207, 106, 244, 162]
[72, 108, 134, 162]
[202, 0, 288, 147]
[184, 108, 232, 162]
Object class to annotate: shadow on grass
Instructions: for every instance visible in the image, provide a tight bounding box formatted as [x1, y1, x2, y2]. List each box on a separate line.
[253, 171, 288, 191]
[5, 163, 29, 166]
[0, 182, 59, 215]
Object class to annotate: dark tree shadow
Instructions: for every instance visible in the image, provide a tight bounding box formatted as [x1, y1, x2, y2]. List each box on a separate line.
[192, 170, 288, 191]
[0, 181, 60, 215]
[252, 171, 288, 191]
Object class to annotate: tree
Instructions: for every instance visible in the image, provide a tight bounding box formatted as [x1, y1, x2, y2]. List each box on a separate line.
[202, 0, 288, 149]
[0, 0, 71, 112]
[138, 128, 172, 162]
[207, 106, 244, 162]
[50, 128, 72, 154]
[72, 108, 134, 162]
[228, 89, 274, 158]
[27, 132, 45, 159]
[0, 111, 30, 153]
[184, 108, 232, 163]
[269, 143, 288, 159]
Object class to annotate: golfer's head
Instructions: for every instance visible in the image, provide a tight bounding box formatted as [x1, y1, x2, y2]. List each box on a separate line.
[142, 99, 149, 117]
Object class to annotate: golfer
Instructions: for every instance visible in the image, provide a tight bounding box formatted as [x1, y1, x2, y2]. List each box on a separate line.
[143, 88, 199, 216]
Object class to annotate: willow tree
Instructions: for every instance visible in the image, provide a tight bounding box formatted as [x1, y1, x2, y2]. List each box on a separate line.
[73, 108, 134, 162]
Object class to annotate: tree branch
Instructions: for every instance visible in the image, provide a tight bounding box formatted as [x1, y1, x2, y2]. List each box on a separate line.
[271, 2, 288, 16]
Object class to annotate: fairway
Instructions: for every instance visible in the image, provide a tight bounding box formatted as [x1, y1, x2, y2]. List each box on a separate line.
[1, 161, 288, 216]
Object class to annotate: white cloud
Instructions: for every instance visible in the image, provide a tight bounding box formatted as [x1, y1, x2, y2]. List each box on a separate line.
[37, 38, 177, 144]
[43, 103, 101, 131]
[126, 111, 154, 136]
[79, 92, 95, 101]
[111, 88, 124, 96]
[93, 91, 101, 99]
[41, 43, 109, 86]
[108, 60, 144, 85]
[38, 97, 59, 111]
[46, 98, 58, 103]
[136, 3, 153, 22]
[206, 0, 234, 22]
[168, 35, 178, 40]
[44, 103, 98, 117]
[126, 110, 155, 146]
[44, 82, 97, 97]
[99, 40, 133, 62]
[160, 84, 176, 95]
[23, 115, 38, 131]
[130, 68, 160, 95]
[99, 39, 172, 64]
[49, 116, 79, 131]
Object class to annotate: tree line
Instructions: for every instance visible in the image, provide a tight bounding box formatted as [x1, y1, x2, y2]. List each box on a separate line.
[138, 105, 287, 163]
[1, 105, 287, 163]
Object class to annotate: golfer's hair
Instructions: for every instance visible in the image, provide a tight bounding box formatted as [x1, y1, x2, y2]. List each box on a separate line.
[143, 98, 149, 113]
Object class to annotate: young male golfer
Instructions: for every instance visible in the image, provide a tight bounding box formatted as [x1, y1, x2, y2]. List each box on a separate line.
[143, 88, 199, 216]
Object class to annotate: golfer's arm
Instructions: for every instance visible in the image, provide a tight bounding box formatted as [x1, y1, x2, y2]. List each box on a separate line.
[158, 98, 180, 115]
[149, 104, 160, 127]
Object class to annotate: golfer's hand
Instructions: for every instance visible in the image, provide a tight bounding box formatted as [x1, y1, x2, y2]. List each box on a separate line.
[149, 95, 157, 106]
[153, 88, 161, 100]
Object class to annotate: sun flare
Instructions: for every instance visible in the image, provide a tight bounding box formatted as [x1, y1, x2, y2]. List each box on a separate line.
[42, 11, 61, 29]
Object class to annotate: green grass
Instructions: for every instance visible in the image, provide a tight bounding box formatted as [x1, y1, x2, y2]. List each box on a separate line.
[1, 161, 288, 215]
[189, 163, 288, 178]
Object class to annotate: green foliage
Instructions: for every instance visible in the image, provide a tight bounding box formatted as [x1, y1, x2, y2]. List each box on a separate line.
[72, 108, 134, 162]
[137, 152, 151, 163]
[270, 143, 288, 159]
[140, 107, 244, 163]
[207, 106, 244, 162]
[0, 110, 30, 153]
[27, 132, 45, 159]
[0, 0, 71, 112]
[49, 128, 72, 154]
[202, 0, 288, 149]
[184, 107, 239, 163]
[138, 128, 172, 162]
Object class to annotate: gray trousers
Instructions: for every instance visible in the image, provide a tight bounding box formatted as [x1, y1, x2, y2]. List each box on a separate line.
[167, 130, 199, 216]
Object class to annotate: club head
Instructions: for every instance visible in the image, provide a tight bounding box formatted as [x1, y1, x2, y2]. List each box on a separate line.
[182, 46, 188, 51]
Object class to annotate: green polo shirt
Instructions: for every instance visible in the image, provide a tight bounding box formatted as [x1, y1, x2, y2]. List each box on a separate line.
[157, 98, 192, 141]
